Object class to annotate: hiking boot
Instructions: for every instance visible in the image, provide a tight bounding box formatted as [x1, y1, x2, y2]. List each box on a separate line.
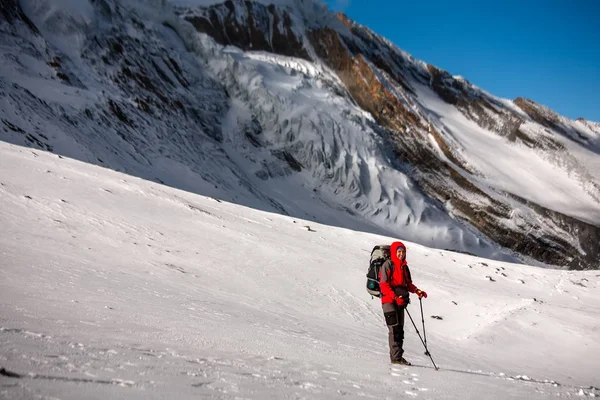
[391, 357, 411, 366]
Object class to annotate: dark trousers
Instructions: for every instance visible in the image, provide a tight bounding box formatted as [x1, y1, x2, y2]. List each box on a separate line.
[382, 302, 405, 362]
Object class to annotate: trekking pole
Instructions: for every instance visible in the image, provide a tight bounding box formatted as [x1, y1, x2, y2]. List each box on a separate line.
[419, 298, 430, 356]
[405, 307, 438, 370]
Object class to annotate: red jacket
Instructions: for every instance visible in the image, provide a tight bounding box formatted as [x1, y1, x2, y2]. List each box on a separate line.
[379, 241, 418, 304]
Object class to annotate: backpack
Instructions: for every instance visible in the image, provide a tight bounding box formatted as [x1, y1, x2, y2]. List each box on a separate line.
[366, 245, 391, 298]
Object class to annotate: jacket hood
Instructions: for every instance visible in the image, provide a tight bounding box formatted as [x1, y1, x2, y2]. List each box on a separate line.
[390, 241, 406, 266]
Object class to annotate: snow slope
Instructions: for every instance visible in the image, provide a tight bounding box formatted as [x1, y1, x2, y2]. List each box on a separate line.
[1, 142, 599, 399]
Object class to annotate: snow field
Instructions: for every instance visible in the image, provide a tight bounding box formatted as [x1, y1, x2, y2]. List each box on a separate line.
[1, 142, 599, 399]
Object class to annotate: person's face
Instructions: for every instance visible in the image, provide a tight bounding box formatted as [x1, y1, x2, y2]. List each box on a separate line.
[396, 247, 406, 259]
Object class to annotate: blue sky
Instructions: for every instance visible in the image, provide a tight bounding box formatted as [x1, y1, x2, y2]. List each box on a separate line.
[323, 0, 600, 122]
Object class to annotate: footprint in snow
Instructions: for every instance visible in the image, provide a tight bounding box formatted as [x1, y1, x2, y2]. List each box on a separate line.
[390, 366, 409, 377]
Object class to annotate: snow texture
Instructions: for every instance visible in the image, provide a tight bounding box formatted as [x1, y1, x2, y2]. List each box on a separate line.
[1, 141, 599, 399]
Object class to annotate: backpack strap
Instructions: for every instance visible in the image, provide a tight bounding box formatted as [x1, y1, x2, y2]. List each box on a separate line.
[381, 258, 393, 281]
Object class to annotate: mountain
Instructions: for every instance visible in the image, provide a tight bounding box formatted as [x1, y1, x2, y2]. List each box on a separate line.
[1, 0, 599, 269]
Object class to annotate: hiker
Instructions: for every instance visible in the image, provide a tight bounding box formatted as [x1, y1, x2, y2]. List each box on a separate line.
[380, 241, 427, 365]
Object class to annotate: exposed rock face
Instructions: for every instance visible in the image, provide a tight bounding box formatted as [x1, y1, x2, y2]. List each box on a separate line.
[505, 193, 600, 270]
[427, 65, 524, 139]
[309, 29, 421, 135]
[514, 97, 593, 147]
[179, 0, 310, 60]
[0, 0, 37, 31]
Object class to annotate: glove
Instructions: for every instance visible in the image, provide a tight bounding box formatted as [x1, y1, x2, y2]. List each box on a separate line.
[416, 289, 427, 299]
[395, 296, 406, 307]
